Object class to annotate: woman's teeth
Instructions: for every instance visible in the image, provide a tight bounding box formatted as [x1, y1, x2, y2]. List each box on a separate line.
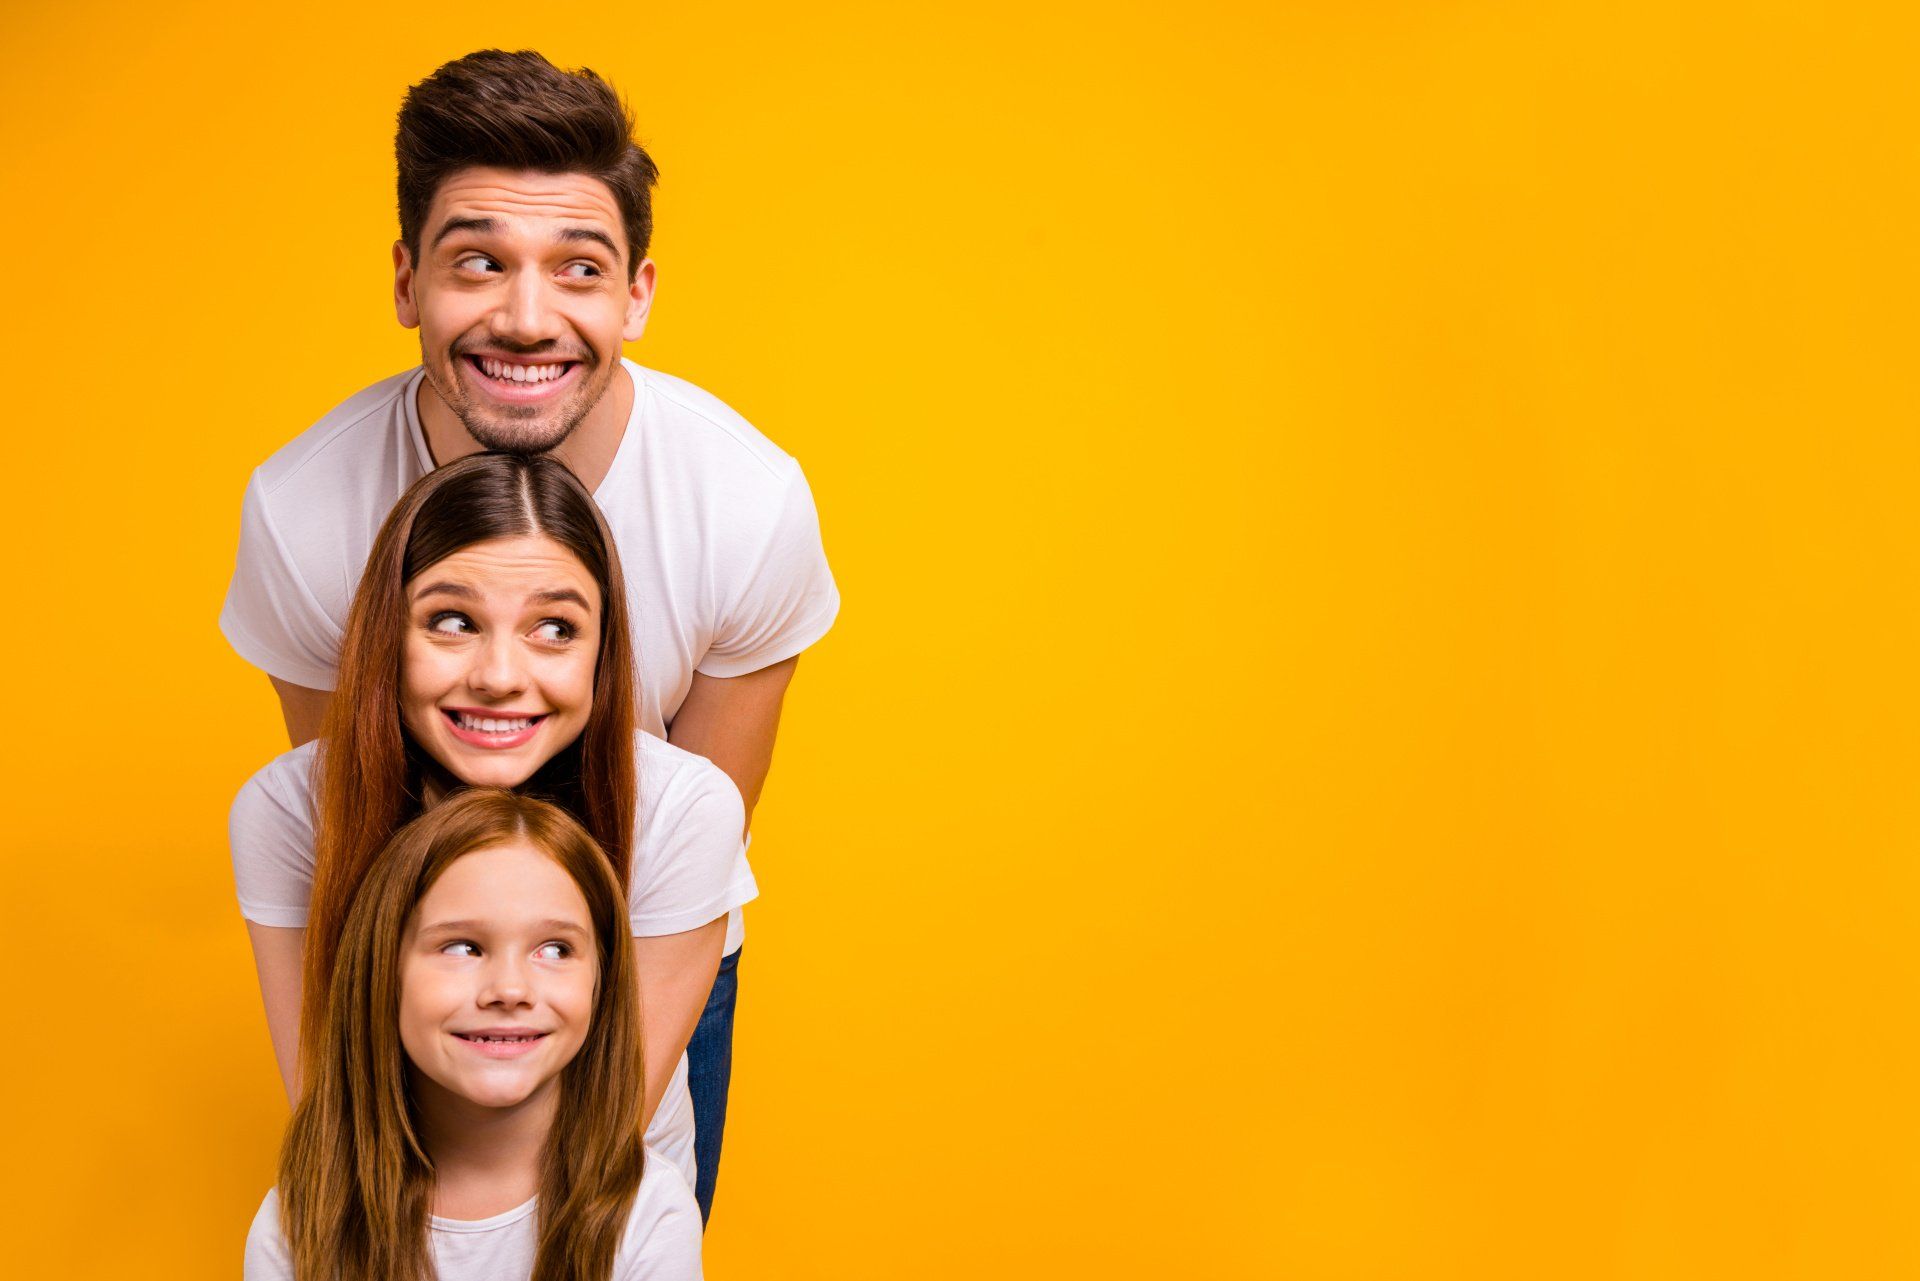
[478, 357, 567, 383]
[454, 712, 537, 733]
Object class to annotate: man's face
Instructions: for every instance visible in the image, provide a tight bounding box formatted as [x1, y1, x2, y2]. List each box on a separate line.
[395, 167, 655, 453]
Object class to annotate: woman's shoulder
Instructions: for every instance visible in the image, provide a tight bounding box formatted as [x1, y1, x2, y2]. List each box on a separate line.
[230, 740, 322, 827]
[615, 1152, 704, 1279]
[634, 733, 744, 818]
[634, 730, 717, 776]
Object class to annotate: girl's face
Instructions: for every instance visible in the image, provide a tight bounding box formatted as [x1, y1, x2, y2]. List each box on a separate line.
[400, 535, 600, 789]
[399, 842, 599, 1112]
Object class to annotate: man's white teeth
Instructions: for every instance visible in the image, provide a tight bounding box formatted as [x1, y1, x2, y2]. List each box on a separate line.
[479, 358, 567, 383]
[455, 712, 536, 733]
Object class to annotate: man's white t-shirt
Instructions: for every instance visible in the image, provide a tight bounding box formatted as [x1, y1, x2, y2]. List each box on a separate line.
[220, 359, 836, 952]
[244, 1148, 703, 1280]
[230, 732, 753, 1188]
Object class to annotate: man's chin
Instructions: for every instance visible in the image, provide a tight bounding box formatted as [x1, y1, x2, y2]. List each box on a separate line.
[462, 414, 578, 454]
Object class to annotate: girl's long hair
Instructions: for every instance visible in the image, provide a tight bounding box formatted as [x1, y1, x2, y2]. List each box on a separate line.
[279, 790, 648, 1281]
[303, 452, 637, 1073]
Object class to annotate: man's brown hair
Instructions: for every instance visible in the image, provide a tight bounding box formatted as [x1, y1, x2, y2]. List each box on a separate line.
[396, 49, 660, 278]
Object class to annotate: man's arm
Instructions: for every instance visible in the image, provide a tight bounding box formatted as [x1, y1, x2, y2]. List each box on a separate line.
[666, 655, 798, 832]
[270, 677, 333, 749]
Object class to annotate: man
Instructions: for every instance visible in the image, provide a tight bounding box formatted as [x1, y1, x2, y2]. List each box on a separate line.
[221, 49, 837, 1223]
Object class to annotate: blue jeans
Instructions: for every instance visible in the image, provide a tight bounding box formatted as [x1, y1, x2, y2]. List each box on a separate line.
[686, 946, 740, 1227]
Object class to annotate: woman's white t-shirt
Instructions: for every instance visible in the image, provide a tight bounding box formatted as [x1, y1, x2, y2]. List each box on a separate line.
[229, 731, 755, 1186]
[243, 1148, 703, 1279]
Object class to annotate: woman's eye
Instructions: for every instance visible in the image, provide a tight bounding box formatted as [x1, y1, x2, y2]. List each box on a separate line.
[531, 619, 575, 643]
[428, 612, 475, 636]
[534, 942, 571, 960]
[441, 941, 480, 958]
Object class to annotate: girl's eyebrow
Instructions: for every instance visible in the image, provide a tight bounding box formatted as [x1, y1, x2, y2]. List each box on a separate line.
[419, 918, 590, 938]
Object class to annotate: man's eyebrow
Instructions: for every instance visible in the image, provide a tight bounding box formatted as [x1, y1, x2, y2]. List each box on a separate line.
[429, 216, 498, 250]
[411, 581, 477, 601]
[558, 226, 621, 258]
[532, 588, 592, 609]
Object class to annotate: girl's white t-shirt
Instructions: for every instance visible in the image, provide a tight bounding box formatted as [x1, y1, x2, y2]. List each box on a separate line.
[229, 731, 755, 1186]
[243, 1148, 703, 1279]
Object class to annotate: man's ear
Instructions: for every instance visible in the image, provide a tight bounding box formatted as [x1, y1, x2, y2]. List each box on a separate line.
[624, 258, 657, 343]
[394, 241, 420, 329]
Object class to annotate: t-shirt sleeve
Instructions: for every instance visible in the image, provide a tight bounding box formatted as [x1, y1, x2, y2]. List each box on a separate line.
[695, 463, 840, 678]
[615, 1156, 705, 1280]
[630, 755, 757, 937]
[230, 760, 318, 928]
[221, 470, 345, 692]
[243, 1190, 294, 1280]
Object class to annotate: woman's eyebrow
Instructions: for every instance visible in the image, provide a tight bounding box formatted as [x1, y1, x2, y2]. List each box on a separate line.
[531, 588, 591, 608]
[411, 581, 477, 601]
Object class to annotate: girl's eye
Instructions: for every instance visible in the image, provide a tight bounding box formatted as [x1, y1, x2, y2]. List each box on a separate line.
[531, 619, 575, 643]
[429, 612, 476, 636]
[560, 261, 601, 279]
[441, 941, 480, 958]
[534, 942, 571, 961]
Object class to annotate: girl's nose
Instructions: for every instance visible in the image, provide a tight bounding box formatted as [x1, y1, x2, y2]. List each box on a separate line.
[479, 953, 532, 1008]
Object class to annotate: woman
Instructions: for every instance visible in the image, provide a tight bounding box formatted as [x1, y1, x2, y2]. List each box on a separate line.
[245, 789, 703, 1279]
[231, 452, 752, 1194]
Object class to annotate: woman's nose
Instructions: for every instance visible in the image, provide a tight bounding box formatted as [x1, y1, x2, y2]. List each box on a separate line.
[468, 635, 528, 697]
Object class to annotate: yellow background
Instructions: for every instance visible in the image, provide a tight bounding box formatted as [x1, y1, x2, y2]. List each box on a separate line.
[1, 2, 1915, 1276]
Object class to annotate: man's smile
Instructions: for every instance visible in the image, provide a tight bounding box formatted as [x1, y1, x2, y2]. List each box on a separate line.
[460, 352, 585, 403]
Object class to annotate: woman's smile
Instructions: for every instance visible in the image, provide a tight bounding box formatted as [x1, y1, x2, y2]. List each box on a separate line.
[441, 707, 552, 749]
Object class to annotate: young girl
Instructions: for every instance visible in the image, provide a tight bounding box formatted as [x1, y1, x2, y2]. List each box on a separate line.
[232, 453, 753, 1198]
[244, 789, 702, 1280]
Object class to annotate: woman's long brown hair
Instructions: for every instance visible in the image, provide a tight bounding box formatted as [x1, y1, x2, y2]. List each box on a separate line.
[302, 452, 637, 1074]
[278, 790, 648, 1281]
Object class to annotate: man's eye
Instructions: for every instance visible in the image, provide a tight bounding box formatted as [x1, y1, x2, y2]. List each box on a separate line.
[441, 941, 481, 958]
[531, 619, 574, 642]
[429, 612, 476, 635]
[560, 262, 602, 279]
[534, 942, 571, 961]
[455, 254, 500, 273]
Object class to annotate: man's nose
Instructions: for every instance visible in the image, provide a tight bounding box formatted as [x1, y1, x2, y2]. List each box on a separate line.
[488, 271, 564, 346]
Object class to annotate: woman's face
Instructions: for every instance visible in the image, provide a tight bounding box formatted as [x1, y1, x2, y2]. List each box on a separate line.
[400, 534, 601, 789]
[399, 842, 599, 1113]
